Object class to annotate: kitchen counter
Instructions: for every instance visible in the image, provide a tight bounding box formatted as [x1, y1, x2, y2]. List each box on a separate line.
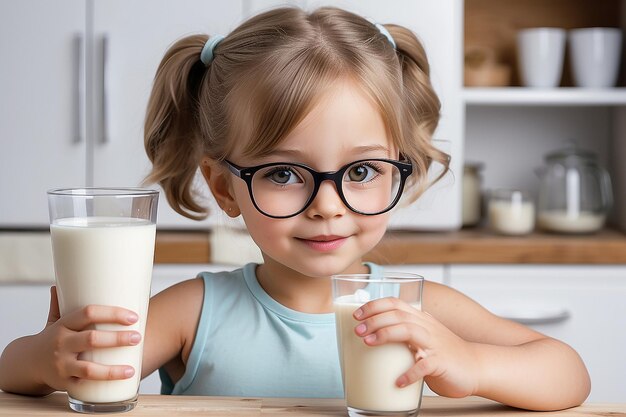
[1, 392, 625, 416]
[1, 227, 624, 283]
[155, 228, 626, 265]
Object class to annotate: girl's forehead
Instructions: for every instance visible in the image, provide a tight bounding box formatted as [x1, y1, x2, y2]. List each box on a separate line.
[228, 77, 399, 165]
[280, 82, 393, 148]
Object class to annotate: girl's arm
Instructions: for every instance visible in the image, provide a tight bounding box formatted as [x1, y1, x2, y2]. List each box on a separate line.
[0, 287, 140, 396]
[354, 281, 590, 411]
[141, 277, 204, 381]
[0, 277, 203, 396]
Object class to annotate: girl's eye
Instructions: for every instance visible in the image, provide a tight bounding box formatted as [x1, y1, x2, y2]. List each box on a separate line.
[265, 167, 302, 185]
[346, 164, 378, 182]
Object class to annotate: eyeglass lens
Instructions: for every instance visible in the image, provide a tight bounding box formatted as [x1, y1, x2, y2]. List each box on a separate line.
[250, 160, 402, 217]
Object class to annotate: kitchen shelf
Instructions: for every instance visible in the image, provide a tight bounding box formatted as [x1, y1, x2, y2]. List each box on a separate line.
[155, 232, 211, 264]
[366, 228, 626, 265]
[154, 228, 626, 265]
[463, 88, 626, 106]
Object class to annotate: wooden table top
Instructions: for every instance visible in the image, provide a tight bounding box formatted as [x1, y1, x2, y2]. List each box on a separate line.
[1, 392, 624, 416]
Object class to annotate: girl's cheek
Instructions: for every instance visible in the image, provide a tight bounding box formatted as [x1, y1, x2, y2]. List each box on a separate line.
[359, 215, 389, 242]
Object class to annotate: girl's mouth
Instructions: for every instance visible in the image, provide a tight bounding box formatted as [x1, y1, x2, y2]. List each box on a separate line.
[296, 235, 348, 252]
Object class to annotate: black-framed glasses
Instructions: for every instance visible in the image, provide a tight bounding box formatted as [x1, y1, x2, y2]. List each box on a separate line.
[223, 158, 413, 219]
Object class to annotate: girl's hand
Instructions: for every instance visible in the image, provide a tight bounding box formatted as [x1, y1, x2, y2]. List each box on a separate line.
[37, 286, 141, 391]
[353, 296, 480, 398]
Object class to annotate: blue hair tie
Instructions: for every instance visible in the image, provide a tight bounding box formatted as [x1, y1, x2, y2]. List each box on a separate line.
[200, 35, 224, 66]
[374, 22, 396, 49]
[366, 18, 395, 49]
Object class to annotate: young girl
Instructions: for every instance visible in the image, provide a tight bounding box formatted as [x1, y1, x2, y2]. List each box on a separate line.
[0, 6, 590, 411]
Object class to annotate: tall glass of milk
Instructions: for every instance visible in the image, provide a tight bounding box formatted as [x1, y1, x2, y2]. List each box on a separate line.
[332, 272, 424, 417]
[47, 188, 158, 413]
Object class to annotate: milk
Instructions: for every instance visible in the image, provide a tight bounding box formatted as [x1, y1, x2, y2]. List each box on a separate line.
[50, 217, 156, 403]
[538, 210, 605, 233]
[488, 200, 535, 235]
[334, 300, 422, 413]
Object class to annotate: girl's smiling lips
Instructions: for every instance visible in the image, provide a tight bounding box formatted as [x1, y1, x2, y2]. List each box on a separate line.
[296, 235, 348, 252]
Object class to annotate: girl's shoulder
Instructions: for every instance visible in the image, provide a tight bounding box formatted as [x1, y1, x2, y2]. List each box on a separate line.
[154, 266, 247, 302]
[151, 266, 246, 317]
[143, 276, 206, 378]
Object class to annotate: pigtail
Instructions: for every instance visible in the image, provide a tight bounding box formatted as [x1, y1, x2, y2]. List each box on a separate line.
[144, 35, 210, 220]
[387, 25, 451, 199]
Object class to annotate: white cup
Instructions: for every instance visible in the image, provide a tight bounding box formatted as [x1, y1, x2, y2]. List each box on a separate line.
[517, 28, 566, 88]
[569, 27, 622, 88]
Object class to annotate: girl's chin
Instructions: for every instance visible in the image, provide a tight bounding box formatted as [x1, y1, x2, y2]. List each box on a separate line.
[288, 258, 366, 279]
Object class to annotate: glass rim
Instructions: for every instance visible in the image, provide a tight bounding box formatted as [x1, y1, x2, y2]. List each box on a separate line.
[47, 187, 159, 197]
[332, 273, 424, 283]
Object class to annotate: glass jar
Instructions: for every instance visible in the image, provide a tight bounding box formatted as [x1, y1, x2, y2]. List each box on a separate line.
[537, 147, 612, 234]
[462, 163, 483, 227]
[488, 189, 535, 235]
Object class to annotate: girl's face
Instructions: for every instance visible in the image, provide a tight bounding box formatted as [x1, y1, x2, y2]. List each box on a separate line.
[228, 79, 396, 278]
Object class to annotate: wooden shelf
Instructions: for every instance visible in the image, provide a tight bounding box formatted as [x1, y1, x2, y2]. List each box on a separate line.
[463, 88, 626, 106]
[154, 228, 626, 265]
[366, 228, 626, 265]
[154, 231, 211, 264]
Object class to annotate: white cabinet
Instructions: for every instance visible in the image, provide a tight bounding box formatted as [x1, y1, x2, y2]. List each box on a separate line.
[89, 0, 243, 228]
[0, 0, 243, 229]
[448, 265, 626, 402]
[0, 1, 87, 226]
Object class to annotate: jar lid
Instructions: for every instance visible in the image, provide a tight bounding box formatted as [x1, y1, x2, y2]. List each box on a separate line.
[463, 162, 484, 173]
[546, 146, 597, 162]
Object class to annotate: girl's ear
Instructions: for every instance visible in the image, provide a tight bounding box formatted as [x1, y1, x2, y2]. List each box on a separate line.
[200, 158, 241, 218]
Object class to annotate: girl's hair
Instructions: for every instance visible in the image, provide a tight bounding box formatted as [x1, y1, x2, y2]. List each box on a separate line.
[144, 6, 450, 220]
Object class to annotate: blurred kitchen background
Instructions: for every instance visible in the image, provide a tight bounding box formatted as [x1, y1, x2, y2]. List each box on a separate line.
[1, 0, 625, 402]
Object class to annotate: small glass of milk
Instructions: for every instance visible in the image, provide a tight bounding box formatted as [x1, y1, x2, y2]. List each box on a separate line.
[332, 272, 424, 417]
[488, 189, 535, 235]
[48, 188, 159, 413]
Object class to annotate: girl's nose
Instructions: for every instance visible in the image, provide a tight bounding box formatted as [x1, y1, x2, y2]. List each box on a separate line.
[305, 181, 347, 219]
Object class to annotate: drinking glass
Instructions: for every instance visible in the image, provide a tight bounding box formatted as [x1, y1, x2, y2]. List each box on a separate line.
[48, 188, 158, 413]
[488, 189, 535, 235]
[332, 272, 424, 417]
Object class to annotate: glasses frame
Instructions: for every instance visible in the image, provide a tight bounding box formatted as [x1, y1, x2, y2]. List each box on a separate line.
[223, 158, 413, 219]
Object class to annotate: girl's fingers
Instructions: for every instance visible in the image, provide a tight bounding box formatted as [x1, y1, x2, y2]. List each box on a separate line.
[354, 309, 418, 337]
[396, 354, 435, 388]
[66, 330, 142, 352]
[62, 305, 139, 331]
[363, 322, 430, 349]
[359, 320, 435, 387]
[354, 297, 422, 321]
[68, 361, 135, 381]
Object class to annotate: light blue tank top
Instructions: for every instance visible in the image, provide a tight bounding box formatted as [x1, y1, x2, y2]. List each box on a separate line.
[159, 262, 384, 398]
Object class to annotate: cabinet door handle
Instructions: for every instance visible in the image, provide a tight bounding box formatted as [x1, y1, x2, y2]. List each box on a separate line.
[496, 308, 570, 325]
[74, 34, 85, 144]
[100, 34, 108, 143]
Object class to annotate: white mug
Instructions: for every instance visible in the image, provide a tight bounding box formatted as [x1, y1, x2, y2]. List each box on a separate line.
[569, 27, 622, 88]
[517, 28, 566, 88]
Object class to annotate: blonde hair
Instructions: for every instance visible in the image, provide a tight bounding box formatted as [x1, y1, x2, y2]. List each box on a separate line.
[144, 6, 450, 220]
